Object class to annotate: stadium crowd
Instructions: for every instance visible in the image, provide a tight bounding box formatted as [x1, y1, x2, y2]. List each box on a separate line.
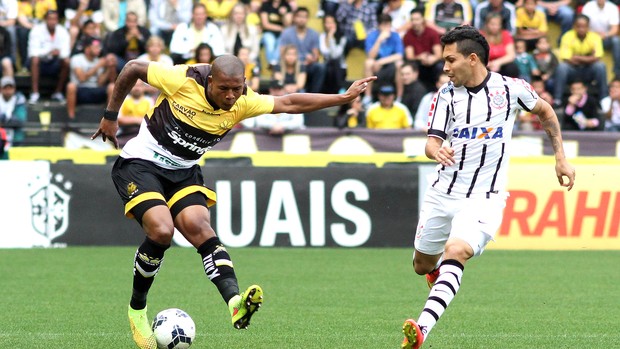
[1, 0, 620, 155]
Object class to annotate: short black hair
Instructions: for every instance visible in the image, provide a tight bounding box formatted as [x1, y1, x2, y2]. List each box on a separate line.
[440, 25, 490, 65]
[410, 7, 424, 17]
[379, 13, 392, 24]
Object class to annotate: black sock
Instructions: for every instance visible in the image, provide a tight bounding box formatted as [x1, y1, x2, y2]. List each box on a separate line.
[130, 237, 170, 310]
[197, 237, 239, 304]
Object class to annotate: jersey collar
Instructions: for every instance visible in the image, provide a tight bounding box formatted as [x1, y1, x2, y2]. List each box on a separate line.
[465, 71, 491, 94]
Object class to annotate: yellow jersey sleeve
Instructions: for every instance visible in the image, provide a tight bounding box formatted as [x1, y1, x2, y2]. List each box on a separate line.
[147, 62, 190, 97]
[235, 91, 275, 122]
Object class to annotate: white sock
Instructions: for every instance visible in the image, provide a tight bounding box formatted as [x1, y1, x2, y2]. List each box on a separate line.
[417, 260, 464, 339]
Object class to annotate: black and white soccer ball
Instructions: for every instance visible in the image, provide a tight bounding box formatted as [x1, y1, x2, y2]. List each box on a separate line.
[152, 308, 196, 349]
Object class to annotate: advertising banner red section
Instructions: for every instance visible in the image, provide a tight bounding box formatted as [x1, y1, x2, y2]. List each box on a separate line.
[492, 164, 620, 250]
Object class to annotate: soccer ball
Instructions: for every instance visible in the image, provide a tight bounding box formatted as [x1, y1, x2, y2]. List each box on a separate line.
[152, 308, 196, 349]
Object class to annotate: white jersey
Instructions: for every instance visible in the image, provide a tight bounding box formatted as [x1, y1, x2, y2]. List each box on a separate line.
[427, 72, 539, 198]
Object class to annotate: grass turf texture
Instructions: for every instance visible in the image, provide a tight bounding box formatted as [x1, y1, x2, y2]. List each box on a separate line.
[0, 248, 618, 349]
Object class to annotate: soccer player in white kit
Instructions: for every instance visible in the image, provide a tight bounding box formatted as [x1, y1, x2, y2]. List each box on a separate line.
[401, 26, 576, 349]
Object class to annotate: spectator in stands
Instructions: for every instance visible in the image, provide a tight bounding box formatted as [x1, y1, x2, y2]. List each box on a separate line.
[237, 46, 260, 91]
[137, 35, 173, 66]
[202, 0, 238, 27]
[319, 14, 347, 94]
[27, 10, 70, 104]
[259, 0, 293, 69]
[400, 62, 428, 118]
[117, 80, 152, 146]
[481, 12, 520, 77]
[0, 0, 18, 66]
[102, 0, 146, 33]
[279, 7, 326, 93]
[424, 0, 473, 35]
[601, 77, 620, 131]
[474, 0, 516, 34]
[335, 94, 366, 128]
[381, 0, 416, 37]
[515, 0, 548, 51]
[518, 75, 552, 130]
[0, 76, 26, 158]
[66, 37, 115, 122]
[0, 25, 13, 78]
[242, 79, 305, 134]
[581, 0, 620, 79]
[71, 19, 100, 55]
[532, 35, 557, 92]
[366, 84, 412, 129]
[148, 0, 192, 47]
[104, 11, 150, 75]
[64, 0, 103, 50]
[514, 38, 540, 82]
[335, 0, 378, 54]
[554, 14, 607, 106]
[169, 3, 225, 65]
[537, 0, 574, 36]
[185, 42, 215, 64]
[562, 79, 604, 130]
[273, 44, 307, 94]
[221, 3, 261, 63]
[363, 13, 404, 105]
[16, 0, 56, 72]
[414, 72, 450, 132]
[403, 8, 443, 91]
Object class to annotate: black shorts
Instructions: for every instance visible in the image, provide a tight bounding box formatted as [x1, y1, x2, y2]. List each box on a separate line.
[111, 157, 216, 219]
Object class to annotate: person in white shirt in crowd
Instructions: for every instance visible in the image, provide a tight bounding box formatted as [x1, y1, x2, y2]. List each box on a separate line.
[66, 36, 116, 123]
[382, 0, 416, 37]
[414, 73, 451, 132]
[600, 77, 620, 131]
[220, 3, 261, 63]
[169, 3, 225, 65]
[27, 10, 70, 104]
[241, 79, 305, 135]
[101, 0, 146, 33]
[580, 0, 620, 79]
[148, 0, 192, 47]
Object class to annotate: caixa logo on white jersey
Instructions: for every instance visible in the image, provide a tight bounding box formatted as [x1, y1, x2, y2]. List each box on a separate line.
[30, 172, 71, 246]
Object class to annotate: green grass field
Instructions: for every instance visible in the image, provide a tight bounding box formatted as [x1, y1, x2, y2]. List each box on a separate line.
[0, 247, 619, 349]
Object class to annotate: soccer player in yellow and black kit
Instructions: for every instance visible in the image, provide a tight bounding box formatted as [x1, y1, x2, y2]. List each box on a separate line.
[92, 54, 376, 349]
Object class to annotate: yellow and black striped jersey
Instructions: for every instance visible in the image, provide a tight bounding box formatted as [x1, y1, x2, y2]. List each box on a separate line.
[120, 62, 275, 169]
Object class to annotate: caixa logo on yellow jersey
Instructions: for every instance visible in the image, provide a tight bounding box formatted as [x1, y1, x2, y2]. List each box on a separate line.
[452, 127, 504, 139]
[167, 130, 211, 155]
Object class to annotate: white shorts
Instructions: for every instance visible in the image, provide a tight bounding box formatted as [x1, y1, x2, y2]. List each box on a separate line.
[414, 186, 507, 257]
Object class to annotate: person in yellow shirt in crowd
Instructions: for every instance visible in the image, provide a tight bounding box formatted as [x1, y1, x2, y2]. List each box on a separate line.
[553, 14, 607, 106]
[202, 0, 238, 26]
[117, 81, 153, 146]
[515, 0, 548, 51]
[365, 85, 412, 129]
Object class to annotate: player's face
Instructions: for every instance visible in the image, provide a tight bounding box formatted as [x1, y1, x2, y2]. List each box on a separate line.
[208, 72, 246, 111]
[442, 43, 471, 87]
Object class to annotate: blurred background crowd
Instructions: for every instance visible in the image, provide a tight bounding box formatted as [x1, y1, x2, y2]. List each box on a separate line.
[1, 0, 620, 157]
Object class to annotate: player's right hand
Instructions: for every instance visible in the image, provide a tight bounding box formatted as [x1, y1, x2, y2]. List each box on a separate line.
[91, 118, 119, 149]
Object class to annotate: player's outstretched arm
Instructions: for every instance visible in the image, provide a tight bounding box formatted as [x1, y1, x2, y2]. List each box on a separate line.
[91, 59, 150, 149]
[530, 98, 576, 191]
[271, 76, 377, 114]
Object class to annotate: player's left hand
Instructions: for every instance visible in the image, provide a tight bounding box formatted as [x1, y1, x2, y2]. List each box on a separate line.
[91, 118, 120, 149]
[555, 159, 575, 191]
[343, 76, 377, 101]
